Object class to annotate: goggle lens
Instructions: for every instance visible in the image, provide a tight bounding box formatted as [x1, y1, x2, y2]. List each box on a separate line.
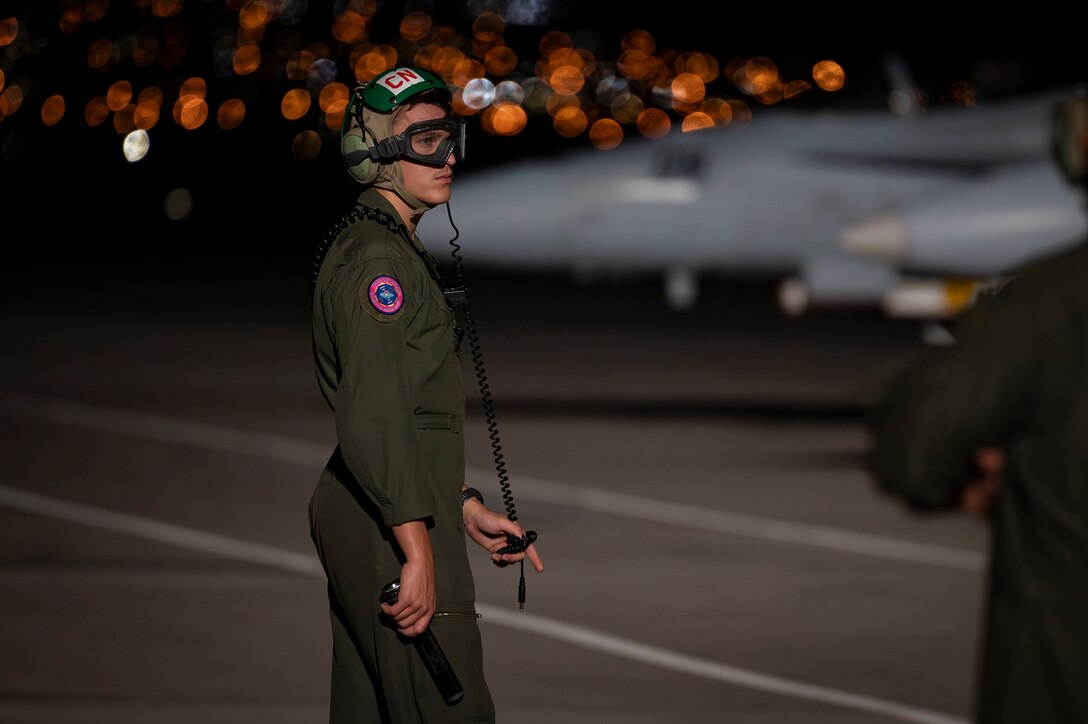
[401, 119, 466, 166]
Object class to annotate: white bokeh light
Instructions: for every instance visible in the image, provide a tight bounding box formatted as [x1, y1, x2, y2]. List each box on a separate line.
[462, 78, 496, 110]
[494, 80, 525, 106]
[123, 129, 149, 162]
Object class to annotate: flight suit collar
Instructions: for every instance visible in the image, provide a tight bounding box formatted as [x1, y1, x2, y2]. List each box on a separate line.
[355, 188, 448, 290]
[355, 188, 429, 253]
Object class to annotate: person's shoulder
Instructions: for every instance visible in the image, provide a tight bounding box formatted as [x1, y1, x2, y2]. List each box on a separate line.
[953, 240, 1088, 342]
[337, 218, 412, 266]
[345, 192, 417, 262]
[993, 240, 1088, 306]
[1016, 239, 1088, 283]
[316, 221, 406, 301]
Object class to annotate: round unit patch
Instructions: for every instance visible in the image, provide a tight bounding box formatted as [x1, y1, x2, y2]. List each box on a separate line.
[368, 276, 404, 315]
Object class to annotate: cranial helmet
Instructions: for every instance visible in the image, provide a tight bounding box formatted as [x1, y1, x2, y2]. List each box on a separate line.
[340, 66, 462, 187]
[1052, 86, 1088, 187]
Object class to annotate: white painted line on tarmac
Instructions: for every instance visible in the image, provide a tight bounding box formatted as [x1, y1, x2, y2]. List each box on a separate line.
[504, 475, 986, 572]
[0, 482, 966, 724]
[0, 483, 322, 575]
[2, 394, 329, 467]
[485, 606, 967, 724]
[3, 393, 985, 571]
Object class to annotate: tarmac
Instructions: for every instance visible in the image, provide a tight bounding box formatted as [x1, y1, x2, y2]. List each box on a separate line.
[0, 255, 988, 724]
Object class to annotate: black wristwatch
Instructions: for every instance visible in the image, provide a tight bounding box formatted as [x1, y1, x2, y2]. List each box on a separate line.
[460, 487, 484, 506]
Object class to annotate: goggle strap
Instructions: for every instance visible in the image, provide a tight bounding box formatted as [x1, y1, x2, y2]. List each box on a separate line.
[370, 136, 404, 163]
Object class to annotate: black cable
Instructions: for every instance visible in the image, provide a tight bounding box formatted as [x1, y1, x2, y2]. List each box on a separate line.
[441, 203, 516, 522]
[311, 204, 411, 299]
[444, 202, 536, 610]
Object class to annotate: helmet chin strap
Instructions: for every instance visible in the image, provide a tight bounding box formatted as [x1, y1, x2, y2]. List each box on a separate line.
[374, 163, 436, 214]
[365, 105, 434, 214]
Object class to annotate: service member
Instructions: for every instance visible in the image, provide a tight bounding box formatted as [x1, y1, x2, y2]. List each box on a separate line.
[868, 88, 1088, 723]
[308, 65, 544, 724]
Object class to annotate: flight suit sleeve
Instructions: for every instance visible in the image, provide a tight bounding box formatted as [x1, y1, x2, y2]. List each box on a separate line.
[868, 283, 1040, 509]
[327, 252, 436, 527]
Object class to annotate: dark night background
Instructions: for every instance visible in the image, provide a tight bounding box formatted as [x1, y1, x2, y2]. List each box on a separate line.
[2, 10, 1088, 720]
[2, 2, 1087, 275]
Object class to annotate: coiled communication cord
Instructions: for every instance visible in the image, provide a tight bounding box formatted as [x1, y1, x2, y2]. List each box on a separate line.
[442, 202, 537, 610]
[311, 205, 408, 296]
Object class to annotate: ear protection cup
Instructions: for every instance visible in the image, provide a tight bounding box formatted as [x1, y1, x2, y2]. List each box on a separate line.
[1052, 87, 1088, 187]
[341, 123, 379, 185]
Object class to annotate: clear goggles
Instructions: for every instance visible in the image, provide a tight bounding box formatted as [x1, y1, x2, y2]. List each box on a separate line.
[396, 118, 466, 167]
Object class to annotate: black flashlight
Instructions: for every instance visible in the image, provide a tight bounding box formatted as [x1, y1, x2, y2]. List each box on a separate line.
[380, 578, 464, 705]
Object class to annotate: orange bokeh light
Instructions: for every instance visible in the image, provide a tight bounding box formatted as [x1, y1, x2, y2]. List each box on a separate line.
[176, 97, 209, 129]
[59, 6, 84, 34]
[40, 95, 65, 126]
[134, 99, 160, 129]
[484, 46, 517, 77]
[636, 107, 671, 139]
[553, 106, 587, 138]
[813, 60, 846, 91]
[589, 118, 623, 150]
[233, 44, 261, 75]
[281, 88, 311, 120]
[472, 12, 504, 42]
[0, 17, 18, 46]
[107, 80, 133, 111]
[549, 65, 584, 95]
[218, 99, 246, 130]
[681, 112, 715, 132]
[84, 96, 110, 126]
[671, 73, 705, 104]
[489, 103, 528, 136]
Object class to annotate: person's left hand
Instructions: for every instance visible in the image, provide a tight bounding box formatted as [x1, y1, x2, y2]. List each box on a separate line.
[463, 502, 544, 572]
[962, 447, 1004, 518]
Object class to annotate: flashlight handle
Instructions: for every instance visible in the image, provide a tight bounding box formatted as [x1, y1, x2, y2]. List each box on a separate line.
[380, 579, 465, 705]
[415, 628, 464, 705]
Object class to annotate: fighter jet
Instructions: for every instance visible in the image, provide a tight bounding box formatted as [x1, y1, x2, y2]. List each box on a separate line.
[421, 84, 1087, 320]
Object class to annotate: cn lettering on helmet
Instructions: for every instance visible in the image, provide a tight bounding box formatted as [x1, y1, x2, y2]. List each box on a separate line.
[379, 68, 423, 95]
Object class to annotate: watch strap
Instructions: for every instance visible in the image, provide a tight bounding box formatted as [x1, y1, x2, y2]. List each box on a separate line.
[460, 487, 484, 506]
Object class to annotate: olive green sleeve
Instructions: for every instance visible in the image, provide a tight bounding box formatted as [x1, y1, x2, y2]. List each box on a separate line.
[328, 254, 436, 527]
[868, 284, 1039, 509]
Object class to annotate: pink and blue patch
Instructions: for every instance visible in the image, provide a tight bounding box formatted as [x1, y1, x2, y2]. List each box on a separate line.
[368, 276, 403, 314]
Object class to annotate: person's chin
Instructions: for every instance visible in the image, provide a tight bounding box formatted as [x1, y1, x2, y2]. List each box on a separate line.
[424, 188, 452, 206]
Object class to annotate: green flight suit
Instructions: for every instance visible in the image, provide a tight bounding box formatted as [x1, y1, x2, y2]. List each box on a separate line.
[309, 188, 495, 723]
[869, 242, 1088, 723]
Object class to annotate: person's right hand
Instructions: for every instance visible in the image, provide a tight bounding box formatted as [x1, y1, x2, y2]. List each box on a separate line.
[383, 520, 436, 637]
